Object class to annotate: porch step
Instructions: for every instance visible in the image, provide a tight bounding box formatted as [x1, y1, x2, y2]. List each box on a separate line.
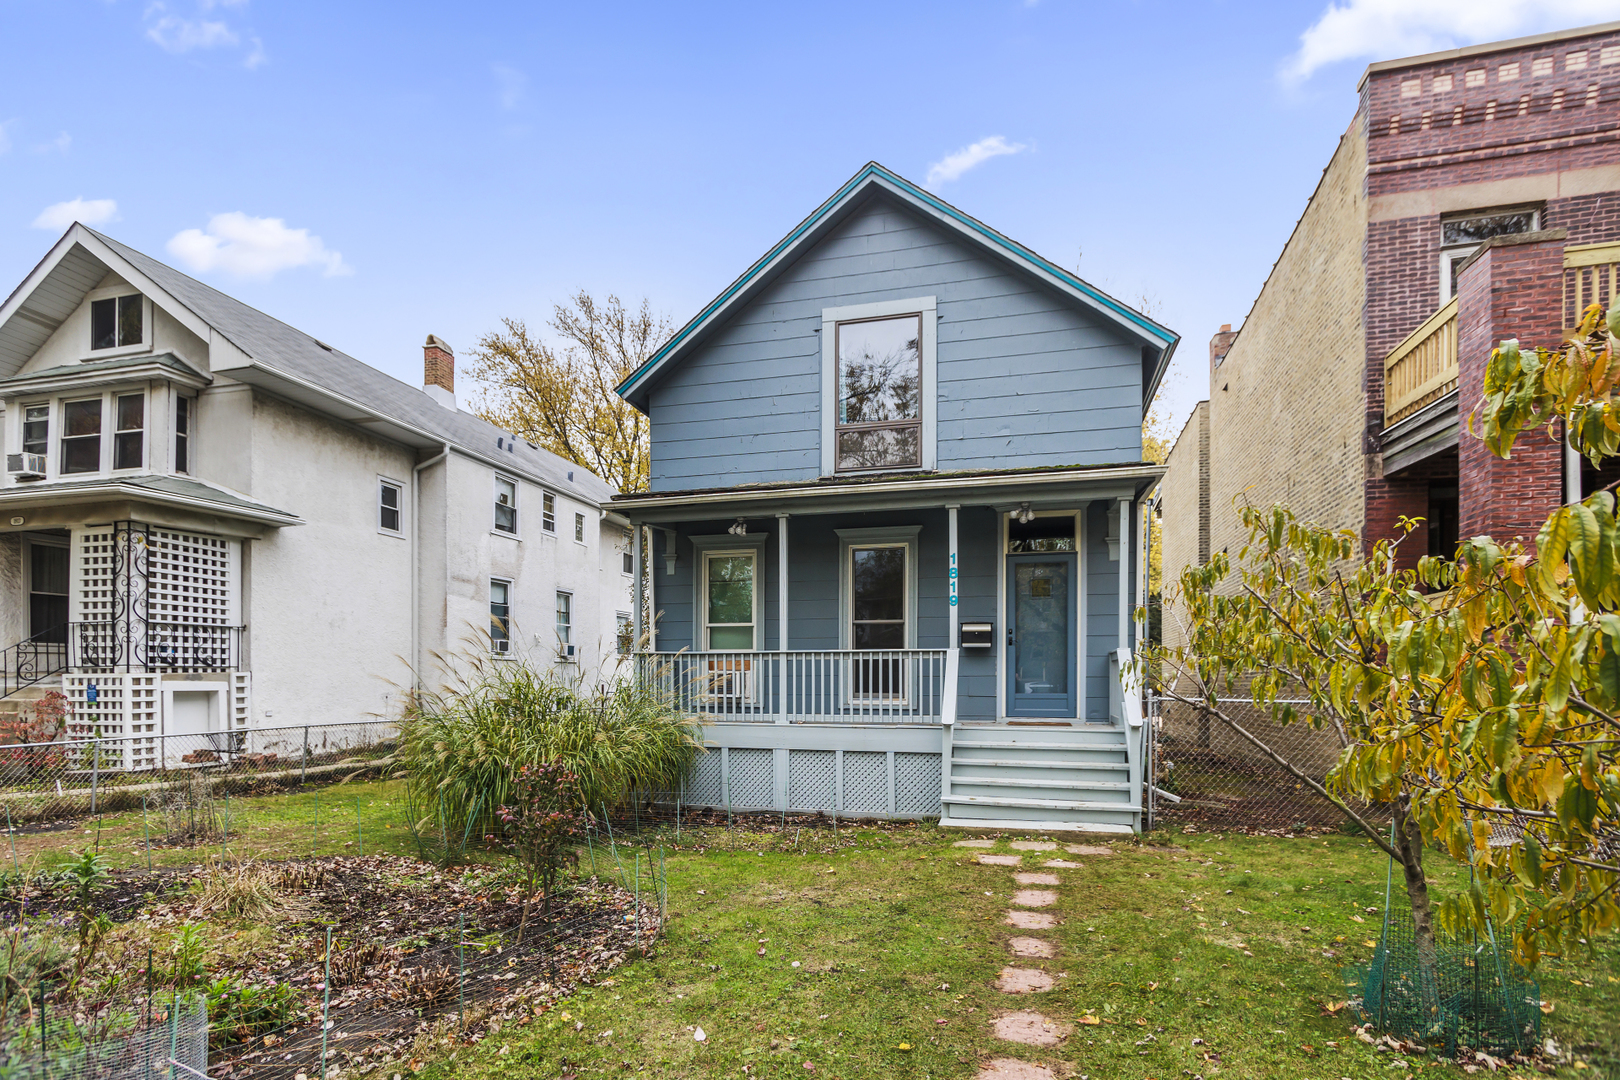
[943, 724, 1139, 833]
[948, 776, 1133, 802]
[937, 815, 1136, 835]
[949, 759, 1128, 784]
[941, 793, 1140, 828]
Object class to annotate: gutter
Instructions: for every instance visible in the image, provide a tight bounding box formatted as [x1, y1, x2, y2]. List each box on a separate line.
[410, 442, 451, 693]
[0, 479, 303, 527]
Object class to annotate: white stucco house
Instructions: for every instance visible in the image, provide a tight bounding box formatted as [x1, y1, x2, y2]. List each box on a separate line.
[0, 224, 635, 767]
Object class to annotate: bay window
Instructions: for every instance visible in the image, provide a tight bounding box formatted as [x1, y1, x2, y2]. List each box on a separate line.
[61, 399, 102, 474]
[113, 394, 144, 469]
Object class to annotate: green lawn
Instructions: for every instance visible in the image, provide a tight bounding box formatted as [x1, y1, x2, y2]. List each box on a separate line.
[417, 825, 1618, 1080]
[8, 783, 1616, 1078]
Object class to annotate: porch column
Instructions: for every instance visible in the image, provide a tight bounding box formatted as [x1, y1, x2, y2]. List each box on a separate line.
[632, 524, 643, 650]
[947, 504, 959, 647]
[1117, 496, 1132, 654]
[777, 514, 789, 651]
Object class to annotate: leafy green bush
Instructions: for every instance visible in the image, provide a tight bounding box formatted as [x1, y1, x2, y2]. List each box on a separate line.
[205, 976, 298, 1048]
[399, 661, 701, 853]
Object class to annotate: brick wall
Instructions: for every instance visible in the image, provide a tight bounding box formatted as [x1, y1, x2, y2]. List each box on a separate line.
[1159, 400, 1208, 648]
[1204, 123, 1369, 579]
[1455, 234, 1568, 542]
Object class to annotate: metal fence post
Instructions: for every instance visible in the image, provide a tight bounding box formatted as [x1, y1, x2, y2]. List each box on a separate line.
[302, 726, 309, 785]
[320, 926, 332, 1080]
[456, 912, 465, 1032]
[90, 738, 99, 817]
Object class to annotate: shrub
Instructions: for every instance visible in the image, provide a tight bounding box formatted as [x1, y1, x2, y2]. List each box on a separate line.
[399, 661, 700, 853]
[498, 763, 591, 940]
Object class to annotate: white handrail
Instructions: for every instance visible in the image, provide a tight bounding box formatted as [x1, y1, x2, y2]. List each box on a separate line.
[638, 649, 954, 724]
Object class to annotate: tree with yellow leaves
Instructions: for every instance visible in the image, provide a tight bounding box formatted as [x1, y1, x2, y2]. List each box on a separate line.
[467, 292, 670, 495]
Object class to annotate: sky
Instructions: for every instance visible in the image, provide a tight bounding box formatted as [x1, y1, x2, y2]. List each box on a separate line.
[4, 0, 1619, 446]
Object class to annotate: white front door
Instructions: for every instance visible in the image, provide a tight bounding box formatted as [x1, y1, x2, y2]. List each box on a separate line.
[170, 690, 214, 736]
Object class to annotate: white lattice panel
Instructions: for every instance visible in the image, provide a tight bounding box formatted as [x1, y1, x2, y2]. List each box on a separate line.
[727, 749, 775, 809]
[62, 673, 160, 771]
[687, 751, 723, 807]
[230, 672, 251, 730]
[842, 751, 887, 814]
[71, 527, 118, 623]
[895, 752, 942, 816]
[150, 531, 236, 624]
[788, 750, 836, 810]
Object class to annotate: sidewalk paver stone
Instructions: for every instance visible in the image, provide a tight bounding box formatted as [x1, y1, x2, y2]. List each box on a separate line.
[1008, 936, 1056, 958]
[992, 1011, 1069, 1046]
[1011, 889, 1057, 907]
[1065, 844, 1113, 856]
[975, 1058, 1056, 1080]
[977, 854, 1022, 866]
[1013, 872, 1059, 886]
[1042, 859, 1082, 868]
[1009, 841, 1056, 851]
[996, 967, 1055, 993]
[1003, 911, 1057, 929]
[953, 839, 997, 848]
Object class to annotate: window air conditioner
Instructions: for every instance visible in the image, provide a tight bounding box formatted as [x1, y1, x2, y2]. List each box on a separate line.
[6, 454, 46, 480]
[557, 643, 577, 661]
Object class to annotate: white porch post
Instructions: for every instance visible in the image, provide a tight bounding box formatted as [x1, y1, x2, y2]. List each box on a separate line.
[777, 513, 789, 726]
[632, 523, 643, 651]
[947, 504, 959, 647]
[1117, 496, 1132, 654]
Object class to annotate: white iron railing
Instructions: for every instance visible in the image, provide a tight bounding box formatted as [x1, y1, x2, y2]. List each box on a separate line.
[637, 649, 956, 724]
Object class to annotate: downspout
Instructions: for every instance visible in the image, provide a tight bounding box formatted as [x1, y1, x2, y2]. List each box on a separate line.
[411, 442, 451, 693]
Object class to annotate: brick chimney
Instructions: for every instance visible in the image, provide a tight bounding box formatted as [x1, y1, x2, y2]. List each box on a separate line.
[1209, 323, 1238, 380]
[423, 334, 456, 411]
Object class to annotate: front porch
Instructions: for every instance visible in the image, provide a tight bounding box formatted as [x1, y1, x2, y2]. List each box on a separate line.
[616, 463, 1160, 833]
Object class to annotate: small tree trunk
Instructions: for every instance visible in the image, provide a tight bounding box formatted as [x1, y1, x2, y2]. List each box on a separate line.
[1393, 795, 1441, 1012]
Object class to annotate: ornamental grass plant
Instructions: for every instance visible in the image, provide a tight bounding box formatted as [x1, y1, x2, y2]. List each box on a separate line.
[399, 655, 702, 852]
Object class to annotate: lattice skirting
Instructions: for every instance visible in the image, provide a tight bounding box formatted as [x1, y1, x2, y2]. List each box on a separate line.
[62, 672, 251, 772]
[681, 745, 942, 819]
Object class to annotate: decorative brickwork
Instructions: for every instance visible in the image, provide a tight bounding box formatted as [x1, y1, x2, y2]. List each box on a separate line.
[1454, 236, 1568, 543]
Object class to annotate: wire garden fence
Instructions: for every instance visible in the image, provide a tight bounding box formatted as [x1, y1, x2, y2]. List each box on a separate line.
[1149, 695, 1373, 833]
[0, 990, 208, 1080]
[0, 722, 399, 827]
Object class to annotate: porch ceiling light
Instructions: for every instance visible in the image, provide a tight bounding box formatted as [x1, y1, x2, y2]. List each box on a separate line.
[1014, 503, 1035, 525]
[728, 518, 749, 536]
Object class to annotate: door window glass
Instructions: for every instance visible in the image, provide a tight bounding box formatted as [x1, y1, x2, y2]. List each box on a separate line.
[1007, 516, 1076, 553]
[1013, 562, 1069, 696]
[704, 553, 755, 650]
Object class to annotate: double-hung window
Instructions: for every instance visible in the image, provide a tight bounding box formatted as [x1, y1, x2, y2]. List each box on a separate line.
[174, 396, 192, 474]
[574, 512, 585, 542]
[22, 406, 48, 459]
[379, 480, 402, 534]
[90, 294, 143, 351]
[62, 399, 102, 474]
[113, 394, 144, 470]
[1439, 207, 1539, 299]
[616, 612, 633, 655]
[849, 544, 907, 698]
[835, 315, 922, 470]
[494, 476, 518, 534]
[555, 592, 573, 651]
[703, 551, 756, 650]
[490, 579, 512, 654]
[542, 492, 556, 533]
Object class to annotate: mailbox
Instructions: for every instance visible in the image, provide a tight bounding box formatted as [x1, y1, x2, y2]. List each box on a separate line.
[960, 622, 994, 649]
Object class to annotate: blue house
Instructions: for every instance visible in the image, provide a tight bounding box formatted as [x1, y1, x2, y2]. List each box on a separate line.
[614, 164, 1177, 833]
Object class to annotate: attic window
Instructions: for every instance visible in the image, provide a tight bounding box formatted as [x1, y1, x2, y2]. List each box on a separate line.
[90, 295, 143, 351]
[835, 314, 922, 471]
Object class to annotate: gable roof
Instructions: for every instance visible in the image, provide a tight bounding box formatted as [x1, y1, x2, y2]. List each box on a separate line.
[615, 161, 1180, 412]
[0, 226, 615, 506]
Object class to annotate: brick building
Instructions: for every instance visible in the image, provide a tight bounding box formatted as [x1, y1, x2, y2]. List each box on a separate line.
[1162, 20, 1620, 615]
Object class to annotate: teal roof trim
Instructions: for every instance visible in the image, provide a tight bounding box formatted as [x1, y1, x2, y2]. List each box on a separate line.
[615, 162, 1177, 402]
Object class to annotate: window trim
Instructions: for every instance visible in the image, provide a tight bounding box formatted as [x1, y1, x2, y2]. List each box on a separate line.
[111, 392, 145, 472]
[835, 526, 920, 651]
[555, 590, 575, 659]
[84, 286, 151, 359]
[490, 577, 514, 656]
[493, 474, 520, 537]
[60, 396, 106, 475]
[616, 611, 633, 656]
[573, 511, 586, 545]
[689, 532, 768, 652]
[1438, 205, 1541, 300]
[820, 296, 937, 475]
[21, 402, 49, 460]
[377, 476, 405, 537]
[173, 392, 193, 475]
[541, 491, 557, 534]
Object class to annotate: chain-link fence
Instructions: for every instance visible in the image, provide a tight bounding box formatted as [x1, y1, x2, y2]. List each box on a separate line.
[0, 722, 398, 826]
[1150, 695, 1375, 833]
[0, 990, 208, 1080]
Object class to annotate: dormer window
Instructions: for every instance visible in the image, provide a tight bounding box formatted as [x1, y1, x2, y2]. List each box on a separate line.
[91, 294, 143, 351]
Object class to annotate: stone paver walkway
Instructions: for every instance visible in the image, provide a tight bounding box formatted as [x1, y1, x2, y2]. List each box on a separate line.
[962, 835, 1119, 1075]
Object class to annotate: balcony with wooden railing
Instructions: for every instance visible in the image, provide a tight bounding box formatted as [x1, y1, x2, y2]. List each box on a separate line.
[1383, 296, 1459, 427]
[1565, 241, 1620, 333]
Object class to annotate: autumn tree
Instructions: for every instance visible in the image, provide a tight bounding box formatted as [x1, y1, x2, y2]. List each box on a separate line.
[1149, 304, 1620, 971]
[467, 292, 671, 495]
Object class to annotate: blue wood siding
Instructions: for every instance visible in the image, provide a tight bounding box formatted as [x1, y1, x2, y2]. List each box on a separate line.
[1084, 500, 1116, 721]
[650, 508, 1000, 722]
[647, 196, 1144, 491]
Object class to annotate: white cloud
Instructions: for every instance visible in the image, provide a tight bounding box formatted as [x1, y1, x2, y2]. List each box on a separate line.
[166, 212, 353, 279]
[492, 63, 527, 109]
[244, 35, 266, 68]
[1283, 0, 1620, 83]
[925, 135, 1028, 189]
[32, 198, 119, 231]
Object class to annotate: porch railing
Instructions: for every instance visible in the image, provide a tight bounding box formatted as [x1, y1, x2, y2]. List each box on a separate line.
[1564, 241, 1620, 333]
[0, 623, 244, 698]
[637, 649, 955, 724]
[1383, 295, 1459, 426]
